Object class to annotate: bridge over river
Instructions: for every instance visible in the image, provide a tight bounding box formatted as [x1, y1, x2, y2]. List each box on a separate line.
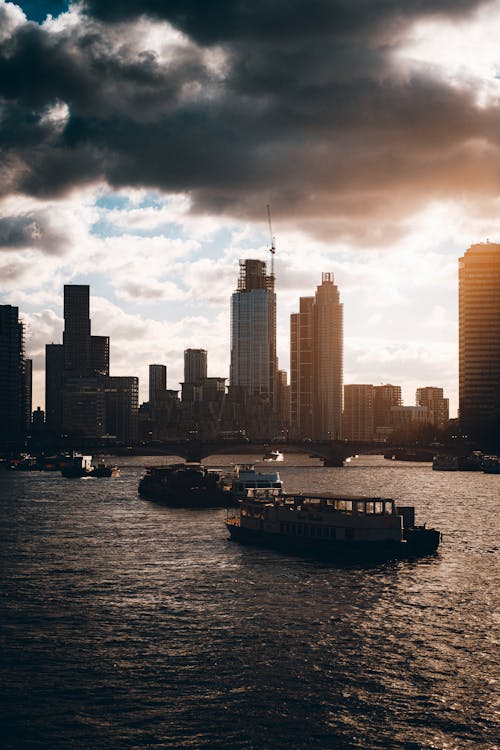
[118, 440, 437, 466]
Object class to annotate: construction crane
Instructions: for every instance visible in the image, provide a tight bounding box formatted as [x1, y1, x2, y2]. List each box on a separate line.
[267, 204, 276, 278]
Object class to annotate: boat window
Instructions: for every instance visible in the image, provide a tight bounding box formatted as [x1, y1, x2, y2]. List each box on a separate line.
[374, 501, 384, 514]
[280, 523, 284, 532]
[336, 500, 353, 512]
[366, 501, 374, 514]
[329, 527, 336, 539]
[291, 524, 296, 534]
[297, 524, 303, 535]
[304, 525, 309, 536]
[310, 526, 316, 536]
[356, 501, 365, 514]
[346, 528, 355, 540]
[384, 502, 393, 515]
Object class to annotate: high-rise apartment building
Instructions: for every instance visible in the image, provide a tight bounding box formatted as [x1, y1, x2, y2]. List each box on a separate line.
[313, 273, 343, 439]
[343, 384, 375, 440]
[459, 242, 500, 443]
[290, 273, 343, 440]
[0, 305, 28, 445]
[230, 259, 276, 403]
[373, 384, 402, 438]
[184, 349, 207, 384]
[149, 364, 167, 405]
[416, 387, 449, 429]
[290, 297, 314, 437]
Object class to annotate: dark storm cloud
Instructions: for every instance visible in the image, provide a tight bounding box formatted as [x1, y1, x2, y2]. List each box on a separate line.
[0, 0, 497, 241]
[82, 0, 486, 42]
[0, 213, 67, 254]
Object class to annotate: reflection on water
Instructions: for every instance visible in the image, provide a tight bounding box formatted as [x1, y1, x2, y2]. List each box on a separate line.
[0, 455, 498, 750]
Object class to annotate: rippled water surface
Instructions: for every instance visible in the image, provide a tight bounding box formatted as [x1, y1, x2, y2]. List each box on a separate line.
[1, 455, 498, 749]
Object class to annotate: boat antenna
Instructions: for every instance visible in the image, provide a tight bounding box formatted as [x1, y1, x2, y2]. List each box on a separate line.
[267, 204, 276, 278]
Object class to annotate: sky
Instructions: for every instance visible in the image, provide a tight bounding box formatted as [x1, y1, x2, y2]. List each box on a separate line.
[2, 1, 500, 416]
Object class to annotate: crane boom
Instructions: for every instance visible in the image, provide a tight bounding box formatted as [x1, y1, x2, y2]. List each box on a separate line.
[266, 204, 276, 277]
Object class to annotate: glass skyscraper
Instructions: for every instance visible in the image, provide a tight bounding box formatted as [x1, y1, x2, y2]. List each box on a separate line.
[230, 259, 276, 404]
[459, 242, 500, 445]
[290, 273, 343, 440]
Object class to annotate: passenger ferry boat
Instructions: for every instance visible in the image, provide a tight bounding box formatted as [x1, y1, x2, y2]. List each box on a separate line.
[139, 463, 232, 507]
[229, 464, 283, 502]
[226, 490, 441, 561]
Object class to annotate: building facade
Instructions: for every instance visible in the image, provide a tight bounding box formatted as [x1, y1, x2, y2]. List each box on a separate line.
[416, 387, 449, 429]
[47, 285, 140, 443]
[373, 384, 402, 439]
[0, 305, 28, 445]
[184, 349, 207, 384]
[149, 364, 167, 405]
[290, 273, 343, 440]
[45, 343, 64, 434]
[290, 297, 314, 438]
[459, 242, 500, 445]
[230, 259, 277, 404]
[343, 384, 375, 441]
[63, 284, 92, 377]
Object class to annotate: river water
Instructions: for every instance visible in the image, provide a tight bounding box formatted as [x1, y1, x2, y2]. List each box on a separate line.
[0, 454, 498, 750]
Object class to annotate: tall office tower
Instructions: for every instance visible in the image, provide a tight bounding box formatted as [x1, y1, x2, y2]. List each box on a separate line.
[45, 343, 64, 433]
[230, 259, 277, 402]
[290, 297, 314, 437]
[63, 285, 91, 376]
[459, 242, 500, 443]
[91, 336, 110, 376]
[0, 305, 28, 444]
[149, 364, 167, 405]
[290, 274, 343, 440]
[416, 387, 449, 429]
[312, 273, 343, 439]
[184, 349, 207, 384]
[343, 384, 375, 440]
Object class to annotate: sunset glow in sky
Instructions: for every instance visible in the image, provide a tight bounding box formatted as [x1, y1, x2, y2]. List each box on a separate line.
[3, 0, 500, 415]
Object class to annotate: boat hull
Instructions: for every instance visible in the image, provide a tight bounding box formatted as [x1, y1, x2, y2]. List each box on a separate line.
[139, 483, 234, 508]
[226, 523, 440, 562]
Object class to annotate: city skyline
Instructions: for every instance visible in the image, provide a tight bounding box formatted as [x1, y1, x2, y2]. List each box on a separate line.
[3, 1, 500, 415]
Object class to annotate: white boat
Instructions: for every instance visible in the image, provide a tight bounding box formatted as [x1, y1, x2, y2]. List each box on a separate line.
[262, 449, 284, 462]
[229, 464, 283, 502]
[226, 489, 441, 561]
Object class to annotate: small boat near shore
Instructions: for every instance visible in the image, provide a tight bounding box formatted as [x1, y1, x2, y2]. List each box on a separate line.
[61, 455, 119, 478]
[138, 463, 232, 507]
[60, 455, 93, 478]
[226, 489, 441, 562]
[262, 449, 284, 462]
[89, 462, 120, 477]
